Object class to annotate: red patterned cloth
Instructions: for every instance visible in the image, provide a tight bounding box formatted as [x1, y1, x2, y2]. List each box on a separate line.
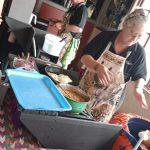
[110, 112, 150, 150]
[0, 91, 42, 149]
[110, 112, 150, 131]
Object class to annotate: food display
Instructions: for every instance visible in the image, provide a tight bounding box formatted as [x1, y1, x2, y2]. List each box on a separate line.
[47, 72, 72, 84]
[58, 84, 89, 103]
[58, 84, 90, 113]
[45, 66, 80, 86]
[59, 87, 88, 102]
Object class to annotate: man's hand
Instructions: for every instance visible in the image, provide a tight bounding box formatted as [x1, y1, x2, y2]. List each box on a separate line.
[96, 64, 114, 87]
[134, 87, 148, 109]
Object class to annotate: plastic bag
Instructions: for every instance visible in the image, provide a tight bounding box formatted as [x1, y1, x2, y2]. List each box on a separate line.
[12, 57, 36, 70]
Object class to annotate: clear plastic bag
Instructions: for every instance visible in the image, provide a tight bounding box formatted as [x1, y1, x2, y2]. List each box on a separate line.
[91, 99, 116, 122]
[12, 57, 36, 70]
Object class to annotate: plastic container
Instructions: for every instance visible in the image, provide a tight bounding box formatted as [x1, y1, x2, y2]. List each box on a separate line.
[59, 84, 90, 114]
[42, 34, 66, 57]
[66, 97, 89, 114]
[6, 68, 72, 112]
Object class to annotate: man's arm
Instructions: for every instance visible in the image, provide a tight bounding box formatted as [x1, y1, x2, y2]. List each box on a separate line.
[81, 54, 114, 86]
[65, 24, 83, 33]
[54, 22, 83, 33]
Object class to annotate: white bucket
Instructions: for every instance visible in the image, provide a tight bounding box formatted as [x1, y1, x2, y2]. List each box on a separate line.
[42, 34, 66, 57]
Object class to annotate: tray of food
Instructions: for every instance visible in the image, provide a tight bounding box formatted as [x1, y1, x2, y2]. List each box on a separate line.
[45, 66, 80, 85]
[6, 68, 72, 112]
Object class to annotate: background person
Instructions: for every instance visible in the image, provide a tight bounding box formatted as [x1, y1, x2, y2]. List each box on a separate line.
[54, 0, 88, 69]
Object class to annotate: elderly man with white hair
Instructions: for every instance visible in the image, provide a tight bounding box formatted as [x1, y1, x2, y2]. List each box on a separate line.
[79, 8, 149, 122]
